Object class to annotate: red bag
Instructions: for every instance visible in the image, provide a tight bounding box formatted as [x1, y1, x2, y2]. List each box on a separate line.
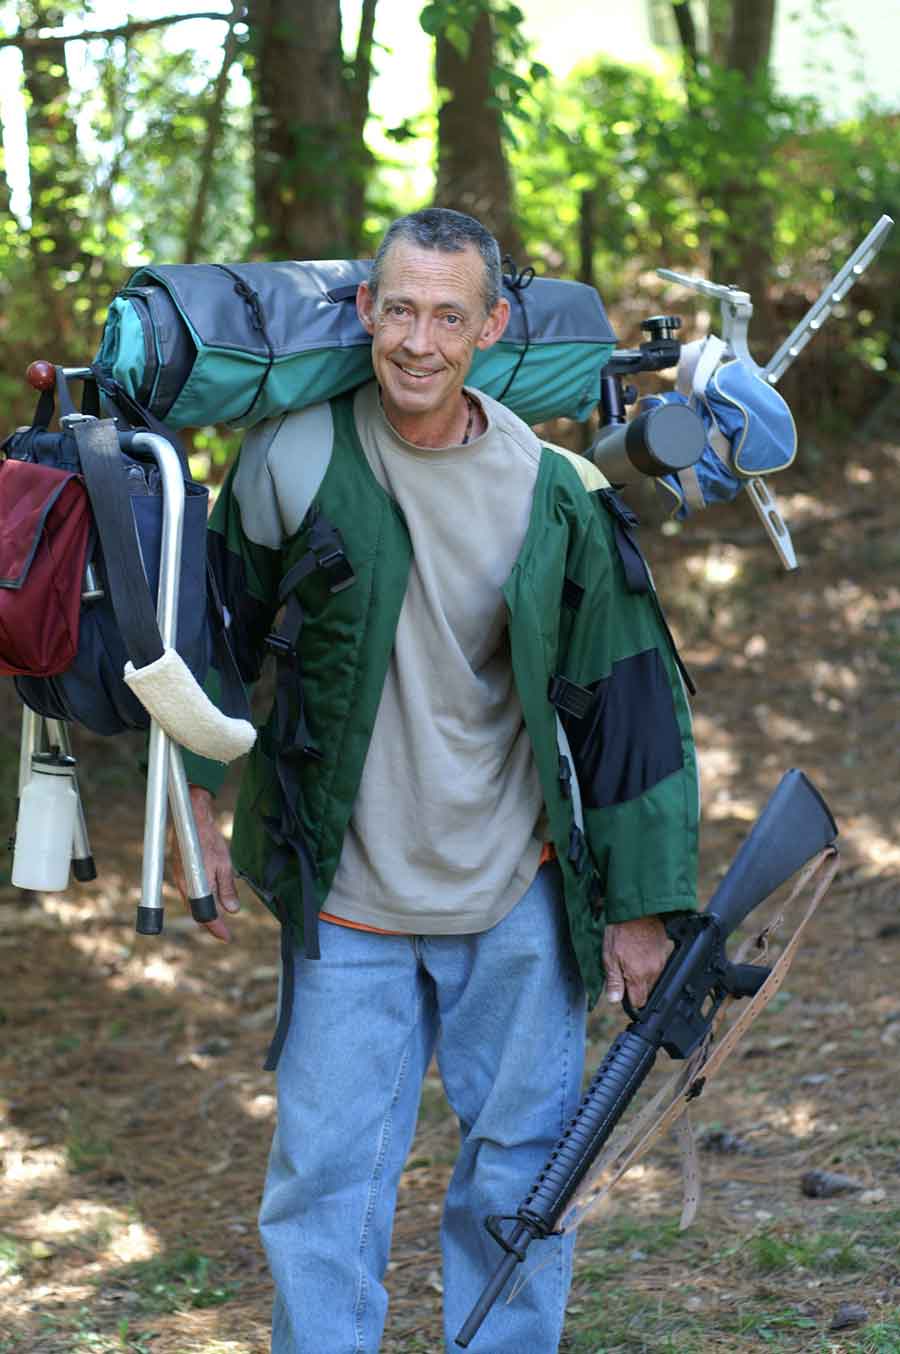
[0, 458, 92, 677]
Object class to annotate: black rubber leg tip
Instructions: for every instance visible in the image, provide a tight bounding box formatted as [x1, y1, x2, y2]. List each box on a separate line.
[135, 906, 164, 935]
[73, 856, 97, 882]
[190, 894, 218, 923]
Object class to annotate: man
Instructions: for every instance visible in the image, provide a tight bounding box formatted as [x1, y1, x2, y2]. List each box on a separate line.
[177, 208, 698, 1352]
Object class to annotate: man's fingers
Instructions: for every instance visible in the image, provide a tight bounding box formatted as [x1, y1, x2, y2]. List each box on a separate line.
[603, 934, 626, 1004]
[202, 915, 232, 943]
[214, 866, 241, 915]
[625, 973, 650, 1009]
[603, 917, 673, 1008]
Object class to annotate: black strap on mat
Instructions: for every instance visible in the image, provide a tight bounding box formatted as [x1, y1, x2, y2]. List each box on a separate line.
[69, 417, 165, 670]
[497, 255, 535, 405]
[214, 266, 276, 424]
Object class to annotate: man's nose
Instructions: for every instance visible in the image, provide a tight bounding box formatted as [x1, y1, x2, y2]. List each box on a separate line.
[403, 313, 436, 355]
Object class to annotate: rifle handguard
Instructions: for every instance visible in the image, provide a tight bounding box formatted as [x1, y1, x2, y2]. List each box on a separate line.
[455, 1029, 656, 1348]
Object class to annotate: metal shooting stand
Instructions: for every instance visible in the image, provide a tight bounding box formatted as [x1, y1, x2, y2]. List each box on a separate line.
[13, 362, 216, 936]
[657, 212, 895, 569]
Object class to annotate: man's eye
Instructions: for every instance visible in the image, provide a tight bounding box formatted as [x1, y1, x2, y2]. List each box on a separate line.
[444, 314, 462, 326]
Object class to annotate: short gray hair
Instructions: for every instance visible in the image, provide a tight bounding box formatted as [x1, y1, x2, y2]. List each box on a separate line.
[368, 208, 503, 315]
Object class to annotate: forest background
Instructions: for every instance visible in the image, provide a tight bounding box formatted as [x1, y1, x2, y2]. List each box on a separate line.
[1, 3, 899, 1353]
[0, 0, 897, 458]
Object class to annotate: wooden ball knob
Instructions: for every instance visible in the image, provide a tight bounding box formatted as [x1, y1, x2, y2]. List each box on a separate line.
[26, 360, 56, 392]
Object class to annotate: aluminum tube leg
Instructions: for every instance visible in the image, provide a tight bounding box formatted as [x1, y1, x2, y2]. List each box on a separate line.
[132, 432, 184, 935]
[130, 432, 215, 933]
[139, 722, 169, 933]
[18, 707, 41, 796]
[45, 719, 97, 882]
[168, 748, 217, 923]
[12, 708, 40, 859]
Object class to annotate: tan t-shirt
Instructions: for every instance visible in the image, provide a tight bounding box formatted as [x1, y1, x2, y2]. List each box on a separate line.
[322, 381, 545, 933]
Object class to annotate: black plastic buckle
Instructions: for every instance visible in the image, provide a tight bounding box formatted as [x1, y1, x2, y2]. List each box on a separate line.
[568, 824, 588, 874]
[548, 675, 593, 721]
[317, 549, 356, 594]
[558, 754, 572, 800]
[264, 633, 296, 662]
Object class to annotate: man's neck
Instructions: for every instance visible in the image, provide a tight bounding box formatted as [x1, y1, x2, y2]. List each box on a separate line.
[381, 389, 480, 449]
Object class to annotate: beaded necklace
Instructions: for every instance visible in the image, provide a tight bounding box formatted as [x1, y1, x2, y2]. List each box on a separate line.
[461, 390, 478, 445]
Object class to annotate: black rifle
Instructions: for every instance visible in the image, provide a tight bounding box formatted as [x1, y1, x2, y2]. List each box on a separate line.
[456, 768, 837, 1348]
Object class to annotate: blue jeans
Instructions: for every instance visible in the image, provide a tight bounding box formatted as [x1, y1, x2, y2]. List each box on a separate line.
[258, 861, 587, 1353]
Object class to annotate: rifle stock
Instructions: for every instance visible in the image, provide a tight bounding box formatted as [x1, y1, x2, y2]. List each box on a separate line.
[705, 769, 837, 933]
[455, 769, 837, 1349]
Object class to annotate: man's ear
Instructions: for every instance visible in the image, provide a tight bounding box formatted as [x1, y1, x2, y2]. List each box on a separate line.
[475, 296, 510, 352]
[357, 282, 376, 336]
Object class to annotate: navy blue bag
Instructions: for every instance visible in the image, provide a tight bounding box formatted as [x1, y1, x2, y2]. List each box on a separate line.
[4, 376, 213, 736]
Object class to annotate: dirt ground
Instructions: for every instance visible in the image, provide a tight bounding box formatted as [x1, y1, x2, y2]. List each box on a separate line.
[1, 427, 899, 1353]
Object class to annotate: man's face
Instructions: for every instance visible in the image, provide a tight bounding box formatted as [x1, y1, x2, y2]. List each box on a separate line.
[356, 240, 509, 425]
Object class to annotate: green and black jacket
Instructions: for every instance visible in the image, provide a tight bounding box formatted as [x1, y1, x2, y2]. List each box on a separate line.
[185, 391, 699, 1016]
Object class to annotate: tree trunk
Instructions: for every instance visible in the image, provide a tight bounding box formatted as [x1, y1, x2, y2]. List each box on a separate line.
[674, 0, 779, 356]
[706, 0, 731, 65]
[183, 8, 242, 263]
[246, 0, 351, 259]
[434, 10, 522, 259]
[578, 188, 597, 290]
[345, 0, 377, 255]
[0, 147, 11, 219]
[718, 0, 777, 353]
[672, 0, 699, 81]
[726, 0, 776, 76]
[18, 0, 82, 340]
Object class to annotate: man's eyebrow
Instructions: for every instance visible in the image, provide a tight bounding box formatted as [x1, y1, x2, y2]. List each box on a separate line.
[381, 292, 471, 312]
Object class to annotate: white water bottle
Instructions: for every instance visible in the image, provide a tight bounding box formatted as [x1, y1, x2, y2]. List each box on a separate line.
[12, 752, 78, 892]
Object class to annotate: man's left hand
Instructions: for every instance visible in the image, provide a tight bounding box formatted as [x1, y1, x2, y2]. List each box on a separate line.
[603, 916, 673, 1010]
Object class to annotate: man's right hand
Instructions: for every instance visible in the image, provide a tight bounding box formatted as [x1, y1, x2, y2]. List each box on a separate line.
[170, 784, 241, 943]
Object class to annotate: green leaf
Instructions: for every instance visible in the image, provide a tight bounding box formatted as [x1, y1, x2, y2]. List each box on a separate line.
[445, 22, 471, 59]
[418, 3, 446, 36]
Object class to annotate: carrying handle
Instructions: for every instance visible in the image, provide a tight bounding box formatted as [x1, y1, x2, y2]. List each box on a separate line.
[26, 361, 100, 428]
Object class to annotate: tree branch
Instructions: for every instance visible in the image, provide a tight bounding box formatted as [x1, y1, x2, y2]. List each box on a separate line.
[349, 0, 377, 136]
[671, 0, 699, 79]
[183, 5, 243, 262]
[726, 0, 777, 80]
[0, 11, 234, 50]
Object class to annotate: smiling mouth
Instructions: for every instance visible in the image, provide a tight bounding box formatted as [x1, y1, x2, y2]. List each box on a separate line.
[396, 364, 441, 379]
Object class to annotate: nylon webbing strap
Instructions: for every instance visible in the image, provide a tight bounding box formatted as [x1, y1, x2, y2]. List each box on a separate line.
[259, 507, 361, 1038]
[598, 490, 651, 597]
[70, 418, 165, 670]
[263, 897, 297, 1071]
[596, 490, 697, 696]
[679, 465, 707, 514]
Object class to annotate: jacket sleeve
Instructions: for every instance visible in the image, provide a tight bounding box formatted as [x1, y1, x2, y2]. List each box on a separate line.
[561, 488, 699, 924]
